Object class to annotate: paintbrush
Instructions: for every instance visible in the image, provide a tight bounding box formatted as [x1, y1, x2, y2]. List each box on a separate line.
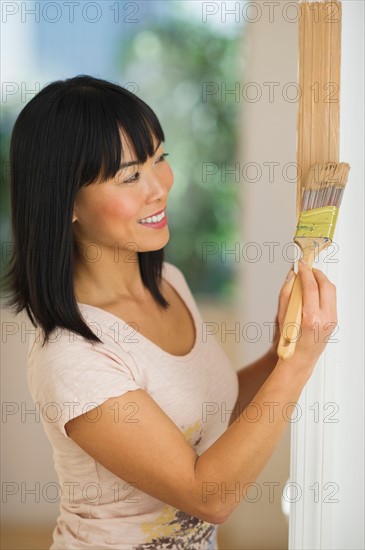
[277, 161, 350, 360]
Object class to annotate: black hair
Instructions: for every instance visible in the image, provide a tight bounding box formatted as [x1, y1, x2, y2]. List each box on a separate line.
[1, 75, 170, 348]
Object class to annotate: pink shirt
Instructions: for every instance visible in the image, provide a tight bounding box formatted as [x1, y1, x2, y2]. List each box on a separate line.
[27, 261, 239, 549]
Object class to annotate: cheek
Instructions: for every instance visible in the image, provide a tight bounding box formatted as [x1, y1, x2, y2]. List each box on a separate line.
[167, 164, 174, 187]
[100, 195, 138, 222]
[164, 164, 174, 188]
[78, 192, 140, 236]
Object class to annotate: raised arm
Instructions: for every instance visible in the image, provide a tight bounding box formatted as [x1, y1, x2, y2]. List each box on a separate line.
[66, 260, 337, 524]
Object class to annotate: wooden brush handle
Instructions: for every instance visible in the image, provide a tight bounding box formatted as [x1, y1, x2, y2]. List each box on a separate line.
[277, 238, 329, 361]
[277, 272, 305, 360]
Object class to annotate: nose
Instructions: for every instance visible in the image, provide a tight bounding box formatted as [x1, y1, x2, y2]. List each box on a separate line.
[145, 167, 173, 203]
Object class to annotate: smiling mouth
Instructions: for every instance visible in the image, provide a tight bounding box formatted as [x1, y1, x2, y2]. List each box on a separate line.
[138, 208, 166, 224]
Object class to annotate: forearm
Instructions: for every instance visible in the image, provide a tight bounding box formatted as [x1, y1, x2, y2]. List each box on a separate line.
[228, 350, 277, 427]
[194, 357, 312, 522]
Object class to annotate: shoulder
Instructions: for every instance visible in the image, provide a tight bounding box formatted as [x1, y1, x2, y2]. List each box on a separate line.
[162, 261, 187, 284]
[162, 261, 198, 311]
[26, 326, 142, 438]
[27, 325, 136, 387]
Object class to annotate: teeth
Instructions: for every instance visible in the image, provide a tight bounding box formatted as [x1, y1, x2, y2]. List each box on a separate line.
[139, 210, 165, 224]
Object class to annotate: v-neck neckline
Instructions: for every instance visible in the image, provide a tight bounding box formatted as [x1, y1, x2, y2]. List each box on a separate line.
[77, 272, 200, 362]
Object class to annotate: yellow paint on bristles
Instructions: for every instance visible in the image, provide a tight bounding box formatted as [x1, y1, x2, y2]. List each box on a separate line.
[295, 162, 350, 241]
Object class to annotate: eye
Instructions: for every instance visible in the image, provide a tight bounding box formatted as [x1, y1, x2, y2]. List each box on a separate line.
[123, 171, 140, 184]
[157, 152, 169, 163]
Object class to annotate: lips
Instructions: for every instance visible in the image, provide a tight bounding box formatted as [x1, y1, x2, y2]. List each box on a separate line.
[138, 207, 166, 222]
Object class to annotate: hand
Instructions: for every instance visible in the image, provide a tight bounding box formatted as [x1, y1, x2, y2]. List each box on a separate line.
[277, 260, 338, 369]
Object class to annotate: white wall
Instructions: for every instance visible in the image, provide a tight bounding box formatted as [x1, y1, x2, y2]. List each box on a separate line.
[237, 4, 298, 365]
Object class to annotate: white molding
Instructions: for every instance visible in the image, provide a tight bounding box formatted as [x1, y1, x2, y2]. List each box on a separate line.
[288, 257, 330, 550]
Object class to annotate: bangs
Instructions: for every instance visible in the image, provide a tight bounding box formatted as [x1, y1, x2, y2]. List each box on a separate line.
[64, 80, 165, 187]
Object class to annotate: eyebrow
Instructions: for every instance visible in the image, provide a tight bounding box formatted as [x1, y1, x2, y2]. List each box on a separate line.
[119, 140, 162, 169]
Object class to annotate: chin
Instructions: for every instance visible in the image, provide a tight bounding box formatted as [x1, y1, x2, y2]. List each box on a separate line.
[140, 236, 170, 252]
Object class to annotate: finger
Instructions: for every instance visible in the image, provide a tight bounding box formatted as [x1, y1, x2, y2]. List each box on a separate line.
[297, 259, 320, 314]
[312, 268, 337, 314]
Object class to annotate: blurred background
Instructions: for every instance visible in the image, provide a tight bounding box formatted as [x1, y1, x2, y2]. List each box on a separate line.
[1, 1, 363, 550]
[1, 0, 243, 299]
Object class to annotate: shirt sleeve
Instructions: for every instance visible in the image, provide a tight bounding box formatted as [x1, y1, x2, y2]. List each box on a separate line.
[27, 330, 143, 439]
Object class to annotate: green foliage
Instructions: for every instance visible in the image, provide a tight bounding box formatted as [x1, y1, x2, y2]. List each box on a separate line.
[0, 110, 13, 286]
[0, 15, 243, 302]
[119, 17, 242, 301]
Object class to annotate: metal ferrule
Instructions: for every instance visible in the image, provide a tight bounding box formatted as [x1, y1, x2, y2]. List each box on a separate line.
[295, 206, 339, 240]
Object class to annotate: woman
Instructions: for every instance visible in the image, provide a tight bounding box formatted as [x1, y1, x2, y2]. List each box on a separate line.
[2, 75, 338, 549]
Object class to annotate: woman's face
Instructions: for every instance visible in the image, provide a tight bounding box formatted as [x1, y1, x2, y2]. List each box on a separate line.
[72, 132, 173, 256]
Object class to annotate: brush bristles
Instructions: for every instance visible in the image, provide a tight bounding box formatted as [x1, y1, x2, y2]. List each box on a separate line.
[301, 162, 350, 212]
